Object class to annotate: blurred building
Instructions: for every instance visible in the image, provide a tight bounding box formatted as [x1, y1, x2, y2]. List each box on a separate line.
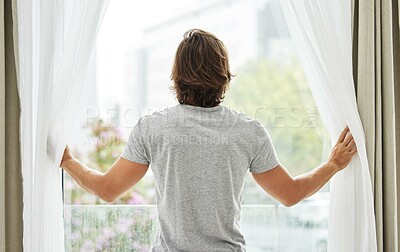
[124, 0, 292, 111]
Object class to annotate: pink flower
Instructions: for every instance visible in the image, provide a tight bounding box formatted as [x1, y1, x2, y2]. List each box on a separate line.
[115, 218, 135, 233]
[111, 150, 119, 158]
[127, 191, 148, 205]
[96, 227, 115, 250]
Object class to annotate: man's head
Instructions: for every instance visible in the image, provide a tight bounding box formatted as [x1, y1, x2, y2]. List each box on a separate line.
[171, 29, 233, 107]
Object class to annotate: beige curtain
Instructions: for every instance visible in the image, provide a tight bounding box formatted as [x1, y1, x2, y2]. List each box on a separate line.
[352, 0, 400, 251]
[0, 0, 23, 251]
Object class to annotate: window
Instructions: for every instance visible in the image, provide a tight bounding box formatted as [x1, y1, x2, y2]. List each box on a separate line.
[63, 0, 330, 251]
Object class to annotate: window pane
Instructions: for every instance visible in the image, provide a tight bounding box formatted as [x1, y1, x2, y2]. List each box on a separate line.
[64, 0, 330, 251]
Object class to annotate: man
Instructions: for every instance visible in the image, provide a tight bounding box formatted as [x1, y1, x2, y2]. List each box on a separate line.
[60, 29, 357, 251]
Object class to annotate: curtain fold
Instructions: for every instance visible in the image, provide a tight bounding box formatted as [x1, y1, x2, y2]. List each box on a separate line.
[0, 0, 23, 251]
[281, 0, 377, 251]
[352, 0, 400, 251]
[15, 0, 108, 251]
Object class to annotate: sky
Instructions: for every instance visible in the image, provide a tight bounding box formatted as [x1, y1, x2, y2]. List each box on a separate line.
[97, 0, 202, 49]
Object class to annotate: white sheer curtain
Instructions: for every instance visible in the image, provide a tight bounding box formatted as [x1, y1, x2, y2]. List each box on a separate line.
[281, 0, 377, 251]
[15, 0, 108, 251]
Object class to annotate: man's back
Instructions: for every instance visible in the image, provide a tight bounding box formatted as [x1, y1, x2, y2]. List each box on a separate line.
[122, 103, 280, 251]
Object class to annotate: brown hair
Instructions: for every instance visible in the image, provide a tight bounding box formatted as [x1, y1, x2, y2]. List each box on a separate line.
[171, 29, 233, 107]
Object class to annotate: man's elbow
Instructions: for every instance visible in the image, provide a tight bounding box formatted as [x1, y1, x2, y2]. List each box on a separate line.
[95, 175, 120, 203]
[280, 192, 302, 207]
[101, 196, 116, 203]
[281, 180, 306, 207]
[281, 198, 300, 207]
[98, 190, 118, 203]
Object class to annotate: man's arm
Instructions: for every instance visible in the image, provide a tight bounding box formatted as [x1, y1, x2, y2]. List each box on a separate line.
[60, 146, 149, 203]
[252, 126, 357, 207]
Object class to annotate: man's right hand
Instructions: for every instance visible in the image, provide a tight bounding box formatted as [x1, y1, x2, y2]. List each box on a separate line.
[60, 145, 75, 169]
[328, 126, 358, 172]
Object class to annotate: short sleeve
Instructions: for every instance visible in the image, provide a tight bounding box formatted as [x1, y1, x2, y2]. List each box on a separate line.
[121, 120, 150, 165]
[249, 126, 280, 173]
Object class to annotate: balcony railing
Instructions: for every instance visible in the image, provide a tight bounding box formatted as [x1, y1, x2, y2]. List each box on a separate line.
[64, 203, 328, 252]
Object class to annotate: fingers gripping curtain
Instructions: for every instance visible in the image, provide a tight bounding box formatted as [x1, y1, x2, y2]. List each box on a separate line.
[15, 0, 108, 251]
[281, 1, 377, 251]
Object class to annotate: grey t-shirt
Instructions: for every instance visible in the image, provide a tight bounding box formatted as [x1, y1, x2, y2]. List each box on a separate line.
[121, 103, 280, 252]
